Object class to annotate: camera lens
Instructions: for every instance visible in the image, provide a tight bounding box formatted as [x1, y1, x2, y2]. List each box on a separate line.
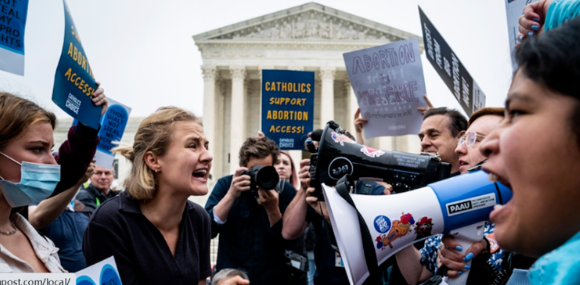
[256, 166, 279, 190]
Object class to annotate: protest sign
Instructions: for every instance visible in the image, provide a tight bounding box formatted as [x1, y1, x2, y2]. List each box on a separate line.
[52, 0, 100, 130]
[261, 69, 314, 150]
[94, 98, 131, 168]
[76, 256, 122, 285]
[419, 7, 486, 117]
[0, 0, 28, 75]
[344, 38, 428, 138]
[506, 0, 540, 72]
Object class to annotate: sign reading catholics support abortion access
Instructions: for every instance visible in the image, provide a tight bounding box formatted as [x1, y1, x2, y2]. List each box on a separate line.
[419, 7, 486, 117]
[344, 38, 429, 138]
[261, 70, 314, 150]
[0, 0, 28, 75]
[52, 0, 101, 130]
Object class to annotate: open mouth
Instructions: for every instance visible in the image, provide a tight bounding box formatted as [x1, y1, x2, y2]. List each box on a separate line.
[192, 169, 208, 180]
[486, 171, 511, 188]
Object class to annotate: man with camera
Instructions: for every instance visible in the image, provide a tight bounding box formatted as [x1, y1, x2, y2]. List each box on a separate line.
[205, 136, 306, 285]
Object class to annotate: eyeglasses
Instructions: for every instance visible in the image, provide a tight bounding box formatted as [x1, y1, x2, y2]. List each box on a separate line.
[457, 132, 486, 148]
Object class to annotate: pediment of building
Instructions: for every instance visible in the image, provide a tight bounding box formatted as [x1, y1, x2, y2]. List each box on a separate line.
[193, 2, 418, 44]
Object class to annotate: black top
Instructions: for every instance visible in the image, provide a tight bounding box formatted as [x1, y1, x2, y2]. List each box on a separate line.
[77, 184, 121, 213]
[205, 175, 302, 285]
[83, 191, 211, 285]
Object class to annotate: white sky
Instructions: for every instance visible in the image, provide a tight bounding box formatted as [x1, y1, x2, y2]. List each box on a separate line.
[0, 0, 514, 119]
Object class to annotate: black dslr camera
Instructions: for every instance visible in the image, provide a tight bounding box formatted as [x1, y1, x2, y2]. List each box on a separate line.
[241, 165, 280, 196]
[308, 121, 451, 199]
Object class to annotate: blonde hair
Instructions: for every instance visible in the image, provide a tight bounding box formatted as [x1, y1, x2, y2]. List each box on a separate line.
[0, 92, 56, 150]
[113, 107, 201, 201]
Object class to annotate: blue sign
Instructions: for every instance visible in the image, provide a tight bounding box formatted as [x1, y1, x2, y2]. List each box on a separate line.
[0, 0, 29, 75]
[52, 0, 100, 130]
[261, 70, 314, 150]
[100, 264, 122, 285]
[98, 104, 129, 156]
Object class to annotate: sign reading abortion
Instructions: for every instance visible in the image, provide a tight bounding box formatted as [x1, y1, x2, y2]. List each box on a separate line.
[344, 38, 428, 138]
[52, 0, 100, 130]
[261, 69, 314, 150]
[0, 0, 28, 75]
[505, 0, 540, 72]
[76, 256, 122, 285]
[419, 7, 486, 117]
[94, 98, 131, 169]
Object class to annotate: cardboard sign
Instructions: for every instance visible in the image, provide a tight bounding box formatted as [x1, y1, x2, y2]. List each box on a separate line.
[0, 0, 29, 75]
[261, 69, 314, 150]
[419, 7, 486, 116]
[52, 0, 100, 130]
[344, 38, 428, 138]
[506, 0, 540, 72]
[94, 98, 131, 168]
[75, 256, 122, 285]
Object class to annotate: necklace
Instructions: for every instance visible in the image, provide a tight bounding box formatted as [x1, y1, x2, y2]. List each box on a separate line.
[0, 219, 18, 235]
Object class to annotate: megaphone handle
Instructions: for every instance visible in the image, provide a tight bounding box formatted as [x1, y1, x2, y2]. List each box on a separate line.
[445, 222, 486, 285]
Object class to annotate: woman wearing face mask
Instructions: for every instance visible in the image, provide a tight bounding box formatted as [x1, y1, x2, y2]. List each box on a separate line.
[0, 93, 64, 272]
[275, 151, 299, 190]
[479, 18, 580, 284]
[0, 90, 106, 272]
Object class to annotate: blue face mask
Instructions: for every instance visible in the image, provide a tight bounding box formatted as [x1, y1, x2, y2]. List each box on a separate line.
[0, 151, 61, 208]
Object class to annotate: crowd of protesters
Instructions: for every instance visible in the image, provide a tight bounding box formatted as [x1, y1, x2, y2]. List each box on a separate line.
[0, 1, 579, 285]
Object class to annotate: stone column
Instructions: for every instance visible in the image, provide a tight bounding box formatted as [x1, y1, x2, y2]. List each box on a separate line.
[319, 66, 335, 129]
[202, 64, 217, 183]
[229, 66, 246, 173]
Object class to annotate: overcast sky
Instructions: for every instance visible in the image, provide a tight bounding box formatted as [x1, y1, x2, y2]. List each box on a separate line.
[0, 0, 514, 119]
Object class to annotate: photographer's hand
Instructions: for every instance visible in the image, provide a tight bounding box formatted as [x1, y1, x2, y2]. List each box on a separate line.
[212, 168, 250, 223]
[306, 187, 330, 224]
[228, 167, 251, 198]
[257, 187, 281, 226]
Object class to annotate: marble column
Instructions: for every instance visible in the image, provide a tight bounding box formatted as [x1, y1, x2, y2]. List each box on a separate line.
[201, 64, 217, 183]
[319, 66, 335, 129]
[229, 66, 246, 173]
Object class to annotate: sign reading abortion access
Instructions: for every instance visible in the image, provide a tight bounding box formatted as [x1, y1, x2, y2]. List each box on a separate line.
[76, 256, 122, 285]
[0, 0, 28, 75]
[505, 0, 540, 72]
[52, 0, 100, 130]
[344, 38, 429, 138]
[261, 70, 314, 150]
[94, 98, 131, 169]
[419, 7, 486, 117]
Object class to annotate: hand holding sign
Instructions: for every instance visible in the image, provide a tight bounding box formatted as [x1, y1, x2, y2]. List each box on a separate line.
[417, 95, 434, 115]
[92, 82, 108, 115]
[518, 0, 551, 42]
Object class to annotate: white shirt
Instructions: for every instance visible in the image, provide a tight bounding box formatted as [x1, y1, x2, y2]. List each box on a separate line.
[0, 213, 66, 273]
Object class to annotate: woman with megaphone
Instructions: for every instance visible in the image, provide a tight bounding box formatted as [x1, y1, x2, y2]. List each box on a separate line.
[480, 17, 580, 284]
[395, 107, 534, 285]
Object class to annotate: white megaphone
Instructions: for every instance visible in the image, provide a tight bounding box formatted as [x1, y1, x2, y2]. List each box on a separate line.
[323, 170, 512, 285]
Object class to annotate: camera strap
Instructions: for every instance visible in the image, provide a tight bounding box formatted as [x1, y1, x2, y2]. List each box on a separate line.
[335, 175, 382, 285]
